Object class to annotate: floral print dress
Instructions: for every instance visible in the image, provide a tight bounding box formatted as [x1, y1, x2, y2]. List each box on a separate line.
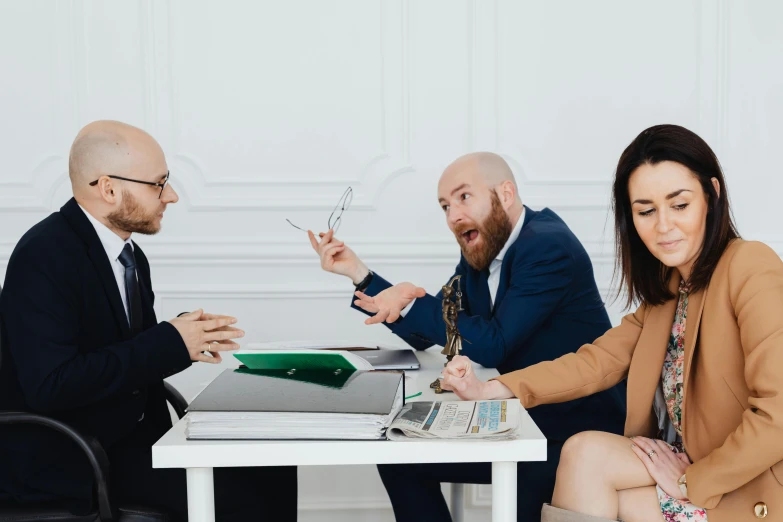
[657, 282, 708, 521]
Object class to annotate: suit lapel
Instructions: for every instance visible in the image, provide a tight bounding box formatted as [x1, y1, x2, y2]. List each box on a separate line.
[493, 263, 509, 313]
[87, 244, 132, 338]
[134, 247, 157, 328]
[138, 275, 155, 328]
[680, 283, 706, 444]
[60, 198, 132, 339]
[491, 207, 533, 313]
[493, 253, 514, 313]
[625, 272, 679, 436]
[469, 268, 492, 319]
[682, 287, 706, 383]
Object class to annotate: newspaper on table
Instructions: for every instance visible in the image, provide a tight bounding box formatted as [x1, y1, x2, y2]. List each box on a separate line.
[387, 399, 520, 441]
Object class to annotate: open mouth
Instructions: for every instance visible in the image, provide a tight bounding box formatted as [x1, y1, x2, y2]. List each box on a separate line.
[461, 229, 480, 245]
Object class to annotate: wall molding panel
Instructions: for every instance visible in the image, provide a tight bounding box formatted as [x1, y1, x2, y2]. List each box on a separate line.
[145, 0, 415, 212]
[2, 2, 781, 520]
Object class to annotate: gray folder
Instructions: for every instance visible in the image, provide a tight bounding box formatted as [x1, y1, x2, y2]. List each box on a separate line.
[187, 368, 404, 415]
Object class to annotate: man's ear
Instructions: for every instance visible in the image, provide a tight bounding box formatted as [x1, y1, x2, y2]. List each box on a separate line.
[498, 180, 516, 208]
[96, 176, 119, 204]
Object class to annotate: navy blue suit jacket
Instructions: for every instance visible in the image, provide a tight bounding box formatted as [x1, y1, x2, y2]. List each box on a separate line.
[0, 198, 192, 505]
[354, 207, 626, 441]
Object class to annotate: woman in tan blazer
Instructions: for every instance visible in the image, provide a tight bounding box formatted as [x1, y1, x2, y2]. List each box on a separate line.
[442, 124, 783, 522]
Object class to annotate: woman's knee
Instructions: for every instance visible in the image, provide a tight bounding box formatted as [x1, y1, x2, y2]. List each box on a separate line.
[558, 431, 609, 473]
[557, 431, 654, 492]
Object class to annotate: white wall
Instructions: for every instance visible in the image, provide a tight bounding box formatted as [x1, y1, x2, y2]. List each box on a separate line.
[2, 1, 783, 520]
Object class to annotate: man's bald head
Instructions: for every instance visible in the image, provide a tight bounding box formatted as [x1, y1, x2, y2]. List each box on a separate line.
[440, 152, 518, 194]
[68, 120, 165, 193]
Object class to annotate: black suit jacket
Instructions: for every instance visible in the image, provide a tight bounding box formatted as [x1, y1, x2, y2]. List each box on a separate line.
[0, 198, 192, 505]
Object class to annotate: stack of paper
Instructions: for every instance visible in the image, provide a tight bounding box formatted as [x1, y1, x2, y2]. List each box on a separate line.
[185, 367, 404, 440]
[187, 409, 401, 440]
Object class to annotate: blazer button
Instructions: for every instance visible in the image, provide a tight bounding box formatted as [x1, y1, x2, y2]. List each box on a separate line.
[132, 389, 140, 396]
[754, 502, 768, 519]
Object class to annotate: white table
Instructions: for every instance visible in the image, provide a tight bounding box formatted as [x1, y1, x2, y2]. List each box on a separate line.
[152, 348, 547, 522]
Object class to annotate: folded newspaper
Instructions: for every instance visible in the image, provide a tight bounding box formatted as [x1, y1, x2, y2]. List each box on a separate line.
[387, 399, 520, 441]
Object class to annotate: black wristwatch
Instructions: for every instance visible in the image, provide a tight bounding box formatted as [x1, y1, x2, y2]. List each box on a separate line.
[354, 270, 374, 292]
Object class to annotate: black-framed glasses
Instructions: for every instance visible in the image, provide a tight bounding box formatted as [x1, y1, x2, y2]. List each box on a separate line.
[89, 171, 170, 199]
[287, 186, 353, 234]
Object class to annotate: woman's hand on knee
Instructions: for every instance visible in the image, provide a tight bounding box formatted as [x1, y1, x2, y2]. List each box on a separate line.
[629, 437, 690, 500]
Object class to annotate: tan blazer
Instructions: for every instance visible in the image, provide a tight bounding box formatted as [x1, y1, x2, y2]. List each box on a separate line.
[497, 240, 783, 522]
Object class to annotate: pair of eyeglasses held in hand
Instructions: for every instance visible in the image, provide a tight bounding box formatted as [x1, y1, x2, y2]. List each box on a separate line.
[286, 186, 353, 234]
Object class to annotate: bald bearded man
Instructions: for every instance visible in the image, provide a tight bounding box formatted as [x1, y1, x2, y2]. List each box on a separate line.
[0, 121, 297, 521]
[310, 152, 626, 521]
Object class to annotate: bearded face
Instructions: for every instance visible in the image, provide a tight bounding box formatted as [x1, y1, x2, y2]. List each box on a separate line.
[107, 189, 164, 235]
[453, 191, 512, 271]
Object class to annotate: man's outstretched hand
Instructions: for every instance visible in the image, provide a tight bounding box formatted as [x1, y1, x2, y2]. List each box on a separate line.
[353, 282, 426, 325]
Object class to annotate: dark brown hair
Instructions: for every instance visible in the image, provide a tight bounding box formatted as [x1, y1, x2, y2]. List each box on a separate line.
[613, 124, 739, 308]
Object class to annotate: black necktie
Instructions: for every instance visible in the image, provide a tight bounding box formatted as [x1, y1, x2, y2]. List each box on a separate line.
[118, 243, 143, 334]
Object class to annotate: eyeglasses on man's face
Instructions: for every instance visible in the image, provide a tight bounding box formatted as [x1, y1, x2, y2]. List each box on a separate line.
[286, 186, 353, 234]
[89, 171, 170, 199]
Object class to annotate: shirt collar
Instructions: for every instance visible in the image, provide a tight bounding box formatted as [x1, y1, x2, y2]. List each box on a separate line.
[494, 206, 525, 264]
[78, 204, 133, 262]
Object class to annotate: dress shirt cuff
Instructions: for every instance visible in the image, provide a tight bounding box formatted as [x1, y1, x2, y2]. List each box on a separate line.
[399, 299, 417, 318]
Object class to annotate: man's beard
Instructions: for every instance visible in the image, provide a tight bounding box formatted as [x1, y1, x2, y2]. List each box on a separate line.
[107, 190, 162, 235]
[454, 191, 513, 271]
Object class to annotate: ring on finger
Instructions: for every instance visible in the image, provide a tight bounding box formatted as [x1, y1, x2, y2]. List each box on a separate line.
[647, 450, 657, 459]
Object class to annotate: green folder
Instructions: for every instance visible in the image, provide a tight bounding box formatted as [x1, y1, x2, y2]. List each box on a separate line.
[232, 350, 369, 372]
[234, 368, 357, 389]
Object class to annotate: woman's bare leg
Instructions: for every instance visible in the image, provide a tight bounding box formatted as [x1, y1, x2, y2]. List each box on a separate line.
[551, 431, 659, 519]
[618, 487, 662, 522]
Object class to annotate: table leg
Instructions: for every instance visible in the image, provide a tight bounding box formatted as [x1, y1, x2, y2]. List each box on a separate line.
[450, 483, 464, 522]
[491, 461, 517, 522]
[186, 467, 215, 522]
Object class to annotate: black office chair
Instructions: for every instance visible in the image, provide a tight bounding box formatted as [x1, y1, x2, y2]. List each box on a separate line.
[0, 283, 190, 521]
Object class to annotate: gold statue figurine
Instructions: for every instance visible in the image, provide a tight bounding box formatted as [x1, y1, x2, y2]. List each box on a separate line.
[431, 275, 465, 393]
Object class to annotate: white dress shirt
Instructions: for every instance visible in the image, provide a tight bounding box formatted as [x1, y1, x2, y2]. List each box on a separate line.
[78, 204, 134, 324]
[401, 207, 525, 316]
[487, 206, 525, 310]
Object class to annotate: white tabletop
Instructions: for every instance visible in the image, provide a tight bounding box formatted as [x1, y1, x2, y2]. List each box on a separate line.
[153, 411, 546, 468]
[153, 347, 546, 469]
